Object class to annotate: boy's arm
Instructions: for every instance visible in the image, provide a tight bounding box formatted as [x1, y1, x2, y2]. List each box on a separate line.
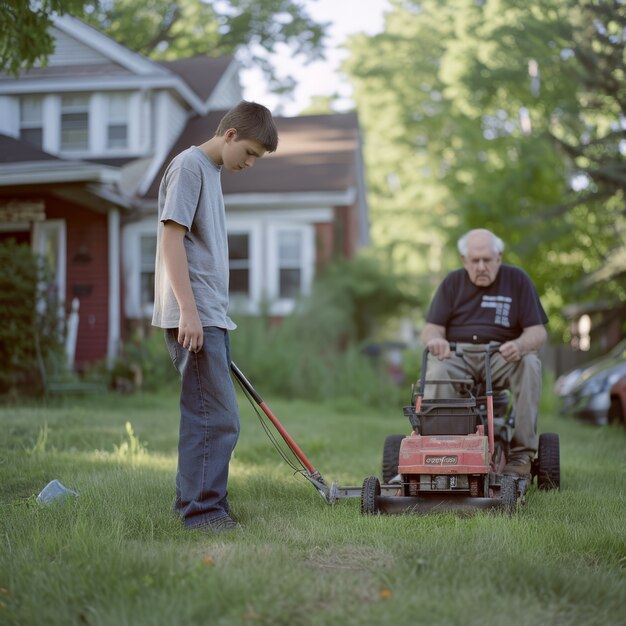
[162, 221, 204, 352]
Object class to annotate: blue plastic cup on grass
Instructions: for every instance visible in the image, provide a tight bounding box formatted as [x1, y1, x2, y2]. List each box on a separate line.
[36, 480, 79, 506]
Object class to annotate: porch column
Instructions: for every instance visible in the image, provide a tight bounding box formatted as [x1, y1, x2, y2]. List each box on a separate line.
[107, 207, 121, 367]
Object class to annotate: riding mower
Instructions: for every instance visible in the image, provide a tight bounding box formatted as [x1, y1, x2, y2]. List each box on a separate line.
[231, 342, 560, 516]
[360, 343, 560, 514]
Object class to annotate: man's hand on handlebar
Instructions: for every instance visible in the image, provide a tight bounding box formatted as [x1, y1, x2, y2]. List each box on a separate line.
[426, 338, 451, 360]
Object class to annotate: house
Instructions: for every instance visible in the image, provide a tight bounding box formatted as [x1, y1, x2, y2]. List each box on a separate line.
[0, 15, 369, 370]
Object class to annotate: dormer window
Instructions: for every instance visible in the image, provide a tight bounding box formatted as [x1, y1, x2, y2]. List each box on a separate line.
[20, 96, 43, 148]
[61, 94, 89, 151]
[107, 93, 129, 149]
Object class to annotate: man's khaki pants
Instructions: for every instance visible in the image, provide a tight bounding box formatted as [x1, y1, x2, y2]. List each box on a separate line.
[424, 344, 542, 460]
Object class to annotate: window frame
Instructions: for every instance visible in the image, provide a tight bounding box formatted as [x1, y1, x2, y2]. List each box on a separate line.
[105, 92, 130, 150]
[19, 95, 44, 148]
[122, 220, 157, 320]
[267, 223, 314, 315]
[225, 220, 262, 314]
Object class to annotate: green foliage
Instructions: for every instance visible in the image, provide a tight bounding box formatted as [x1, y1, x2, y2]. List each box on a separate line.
[0, 0, 93, 75]
[309, 253, 423, 342]
[82, 0, 327, 92]
[0, 239, 63, 395]
[113, 421, 148, 462]
[4, 0, 327, 92]
[231, 254, 419, 407]
[107, 330, 175, 393]
[233, 315, 404, 409]
[299, 94, 341, 116]
[103, 254, 416, 405]
[345, 0, 626, 337]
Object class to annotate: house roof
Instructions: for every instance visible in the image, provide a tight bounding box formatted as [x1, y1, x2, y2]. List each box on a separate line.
[0, 134, 60, 163]
[0, 15, 237, 115]
[158, 56, 234, 102]
[0, 134, 119, 187]
[142, 111, 363, 199]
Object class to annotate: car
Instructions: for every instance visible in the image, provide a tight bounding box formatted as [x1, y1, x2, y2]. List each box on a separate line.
[555, 338, 626, 399]
[562, 342, 626, 425]
[608, 374, 626, 426]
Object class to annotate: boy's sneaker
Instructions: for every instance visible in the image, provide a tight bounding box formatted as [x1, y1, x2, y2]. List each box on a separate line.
[502, 458, 531, 477]
[197, 514, 240, 534]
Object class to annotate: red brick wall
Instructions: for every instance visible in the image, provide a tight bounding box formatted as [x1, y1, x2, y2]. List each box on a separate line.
[314, 202, 359, 271]
[333, 203, 359, 260]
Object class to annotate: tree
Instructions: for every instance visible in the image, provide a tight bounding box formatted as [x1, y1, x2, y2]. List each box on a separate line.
[3, 1, 328, 93]
[82, 0, 327, 92]
[345, 0, 626, 335]
[441, 0, 626, 317]
[343, 1, 460, 287]
[0, 0, 92, 75]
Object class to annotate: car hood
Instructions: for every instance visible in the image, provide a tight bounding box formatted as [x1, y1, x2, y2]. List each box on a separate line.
[573, 359, 626, 392]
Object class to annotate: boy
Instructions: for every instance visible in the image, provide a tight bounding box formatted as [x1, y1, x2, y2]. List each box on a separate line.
[152, 101, 279, 533]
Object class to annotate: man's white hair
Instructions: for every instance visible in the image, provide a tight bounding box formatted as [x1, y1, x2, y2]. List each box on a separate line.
[457, 229, 505, 256]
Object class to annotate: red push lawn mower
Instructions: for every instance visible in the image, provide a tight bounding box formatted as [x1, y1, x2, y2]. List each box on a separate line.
[231, 342, 560, 516]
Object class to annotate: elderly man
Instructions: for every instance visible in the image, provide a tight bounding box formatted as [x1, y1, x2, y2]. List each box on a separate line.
[421, 228, 548, 477]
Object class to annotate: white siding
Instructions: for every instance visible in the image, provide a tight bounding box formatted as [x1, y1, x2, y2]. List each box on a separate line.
[133, 91, 151, 153]
[154, 91, 188, 155]
[46, 27, 113, 66]
[42, 95, 61, 154]
[208, 68, 243, 109]
[135, 91, 188, 196]
[0, 97, 19, 136]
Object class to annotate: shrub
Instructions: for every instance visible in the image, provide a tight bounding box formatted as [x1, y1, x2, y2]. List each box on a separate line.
[107, 330, 176, 393]
[0, 239, 64, 395]
[104, 253, 418, 406]
[230, 253, 419, 407]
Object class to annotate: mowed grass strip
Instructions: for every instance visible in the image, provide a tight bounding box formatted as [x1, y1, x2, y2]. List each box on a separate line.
[0, 385, 624, 626]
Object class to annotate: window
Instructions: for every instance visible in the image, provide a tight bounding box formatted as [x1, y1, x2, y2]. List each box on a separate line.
[277, 230, 303, 298]
[107, 93, 129, 149]
[61, 94, 89, 150]
[140, 235, 156, 316]
[20, 96, 43, 148]
[228, 233, 250, 296]
[267, 224, 314, 315]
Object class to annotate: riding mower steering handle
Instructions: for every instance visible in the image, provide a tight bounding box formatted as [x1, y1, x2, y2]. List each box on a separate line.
[416, 341, 502, 398]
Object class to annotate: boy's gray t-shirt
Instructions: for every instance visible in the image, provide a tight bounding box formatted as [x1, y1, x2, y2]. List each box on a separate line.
[152, 146, 236, 330]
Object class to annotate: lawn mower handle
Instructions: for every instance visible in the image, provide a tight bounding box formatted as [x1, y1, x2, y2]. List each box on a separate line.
[230, 361, 334, 502]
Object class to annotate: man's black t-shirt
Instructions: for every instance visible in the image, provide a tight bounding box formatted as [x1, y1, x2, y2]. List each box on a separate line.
[426, 264, 548, 344]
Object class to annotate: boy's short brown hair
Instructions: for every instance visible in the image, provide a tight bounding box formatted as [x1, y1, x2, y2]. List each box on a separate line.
[216, 101, 278, 153]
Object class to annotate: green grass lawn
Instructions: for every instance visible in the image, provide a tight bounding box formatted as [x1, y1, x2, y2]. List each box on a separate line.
[0, 382, 625, 626]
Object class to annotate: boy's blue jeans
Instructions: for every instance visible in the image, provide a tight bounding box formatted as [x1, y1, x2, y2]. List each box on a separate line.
[165, 326, 240, 528]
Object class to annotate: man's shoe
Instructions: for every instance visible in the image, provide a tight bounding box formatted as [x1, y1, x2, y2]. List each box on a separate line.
[502, 459, 532, 477]
[196, 514, 240, 534]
